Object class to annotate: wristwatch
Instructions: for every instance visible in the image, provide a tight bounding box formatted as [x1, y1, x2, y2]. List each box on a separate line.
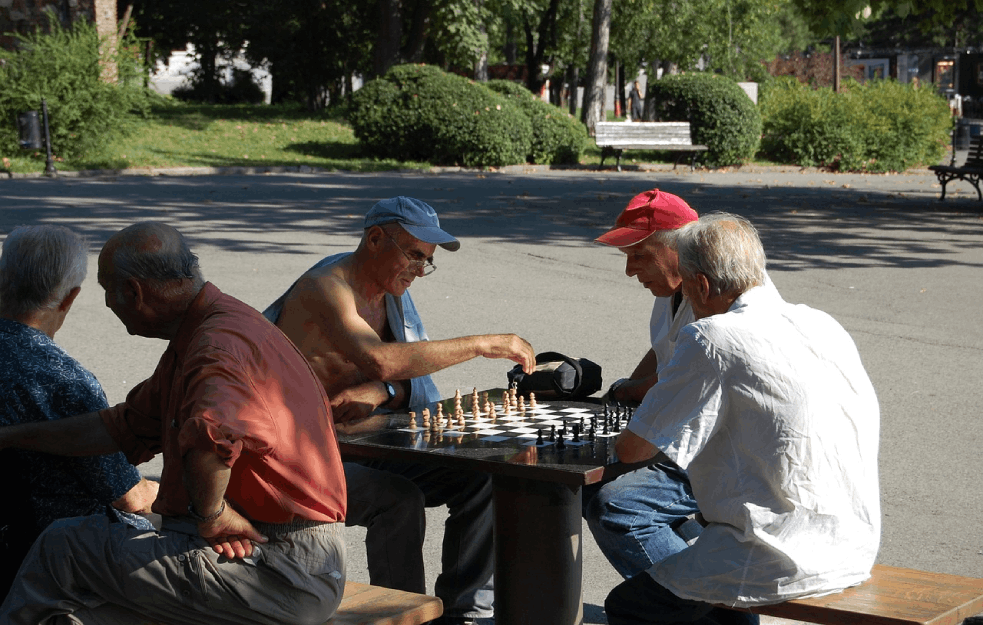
[383, 381, 397, 404]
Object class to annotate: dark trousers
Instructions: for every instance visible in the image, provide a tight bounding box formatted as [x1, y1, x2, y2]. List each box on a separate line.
[605, 571, 760, 625]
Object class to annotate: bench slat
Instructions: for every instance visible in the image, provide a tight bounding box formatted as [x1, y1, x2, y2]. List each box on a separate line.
[325, 582, 444, 625]
[742, 565, 983, 625]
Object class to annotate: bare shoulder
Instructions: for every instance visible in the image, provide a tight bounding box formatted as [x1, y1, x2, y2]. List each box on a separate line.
[290, 264, 353, 311]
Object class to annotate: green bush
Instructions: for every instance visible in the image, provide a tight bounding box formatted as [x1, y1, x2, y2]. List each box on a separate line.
[485, 79, 587, 164]
[758, 77, 952, 172]
[0, 17, 153, 160]
[173, 68, 266, 105]
[349, 64, 532, 167]
[648, 73, 762, 167]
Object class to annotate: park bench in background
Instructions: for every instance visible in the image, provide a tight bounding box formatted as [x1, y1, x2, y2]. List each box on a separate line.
[721, 564, 983, 625]
[325, 582, 442, 625]
[595, 121, 708, 172]
[929, 136, 983, 201]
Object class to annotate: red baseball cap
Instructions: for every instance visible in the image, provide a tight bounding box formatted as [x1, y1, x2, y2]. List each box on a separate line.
[595, 189, 698, 247]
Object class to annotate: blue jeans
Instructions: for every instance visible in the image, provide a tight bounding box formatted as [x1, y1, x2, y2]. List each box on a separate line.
[582, 461, 700, 579]
[344, 461, 494, 619]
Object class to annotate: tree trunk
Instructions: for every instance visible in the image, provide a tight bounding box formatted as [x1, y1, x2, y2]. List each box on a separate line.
[616, 60, 626, 118]
[373, 0, 402, 77]
[580, 0, 612, 135]
[642, 59, 659, 121]
[567, 64, 579, 115]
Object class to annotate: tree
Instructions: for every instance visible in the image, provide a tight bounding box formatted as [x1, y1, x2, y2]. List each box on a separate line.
[129, 0, 246, 102]
[580, 0, 611, 133]
[793, 0, 983, 37]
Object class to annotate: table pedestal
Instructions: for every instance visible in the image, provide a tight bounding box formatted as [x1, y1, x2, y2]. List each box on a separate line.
[493, 475, 583, 625]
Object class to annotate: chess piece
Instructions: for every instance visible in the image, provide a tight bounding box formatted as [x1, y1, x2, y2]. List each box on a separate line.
[529, 392, 537, 408]
[588, 427, 596, 442]
[572, 425, 580, 443]
[549, 425, 556, 442]
[536, 429, 544, 446]
[408, 411, 417, 430]
[556, 432, 566, 450]
[422, 408, 431, 429]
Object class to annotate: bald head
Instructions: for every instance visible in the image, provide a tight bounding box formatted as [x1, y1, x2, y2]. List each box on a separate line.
[101, 222, 203, 288]
[98, 223, 205, 339]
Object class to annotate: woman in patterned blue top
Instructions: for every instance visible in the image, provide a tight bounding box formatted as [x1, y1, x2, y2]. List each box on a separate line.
[0, 225, 157, 599]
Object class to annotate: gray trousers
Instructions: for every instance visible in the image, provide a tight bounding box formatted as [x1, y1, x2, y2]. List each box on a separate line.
[344, 461, 494, 619]
[0, 514, 345, 625]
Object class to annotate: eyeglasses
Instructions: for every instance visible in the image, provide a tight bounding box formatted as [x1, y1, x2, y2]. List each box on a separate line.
[384, 230, 436, 276]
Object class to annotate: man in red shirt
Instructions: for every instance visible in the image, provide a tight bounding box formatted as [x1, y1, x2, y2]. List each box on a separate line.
[0, 222, 347, 625]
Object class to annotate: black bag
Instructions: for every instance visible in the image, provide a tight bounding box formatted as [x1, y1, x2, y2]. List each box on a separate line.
[507, 351, 603, 400]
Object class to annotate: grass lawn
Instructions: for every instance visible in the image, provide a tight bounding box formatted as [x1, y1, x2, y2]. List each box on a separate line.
[1, 100, 682, 175]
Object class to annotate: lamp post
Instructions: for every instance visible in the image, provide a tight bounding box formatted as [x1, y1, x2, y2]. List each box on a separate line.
[17, 97, 57, 176]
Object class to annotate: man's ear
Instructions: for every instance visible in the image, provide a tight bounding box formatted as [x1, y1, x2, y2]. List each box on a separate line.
[57, 286, 82, 313]
[693, 273, 712, 306]
[365, 225, 386, 251]
[125, 277, 147, 310]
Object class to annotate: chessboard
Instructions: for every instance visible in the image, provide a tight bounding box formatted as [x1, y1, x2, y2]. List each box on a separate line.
[394, 386, 634, 449]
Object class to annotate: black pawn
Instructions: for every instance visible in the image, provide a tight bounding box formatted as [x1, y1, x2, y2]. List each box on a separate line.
[613, 416, 621, 432]
[588, 427, 596, 442]
[536, 429, 544, 445]
[602, 420, 609, 435]
[579, 415, 585, 430]
[549, 425, 556, 441]
[572, 425, 580, 442]
[556, 431, 566, 449]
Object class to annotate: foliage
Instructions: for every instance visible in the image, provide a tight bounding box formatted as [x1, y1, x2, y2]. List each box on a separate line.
[172, 68, 266, 105]
[0, 17, 154, 160]
[611, 0, 815, 84]
[758, 77, 952, 172]
[349, 64, 532, 166]
[648, 73, 761, 167]
[485, 80, 587, 163]
[793, 0, 983, 37]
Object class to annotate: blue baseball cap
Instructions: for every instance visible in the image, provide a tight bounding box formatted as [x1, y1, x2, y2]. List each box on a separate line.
[364, 197, 460, 252]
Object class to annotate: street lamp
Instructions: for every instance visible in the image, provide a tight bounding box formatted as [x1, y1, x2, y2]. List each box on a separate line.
[17, 98, 57, 176]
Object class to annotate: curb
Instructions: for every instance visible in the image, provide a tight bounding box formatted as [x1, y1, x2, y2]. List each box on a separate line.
[1, 163, 937, 180]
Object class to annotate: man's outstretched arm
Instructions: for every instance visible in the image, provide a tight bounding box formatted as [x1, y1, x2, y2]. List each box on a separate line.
[0, 412, 120, 456]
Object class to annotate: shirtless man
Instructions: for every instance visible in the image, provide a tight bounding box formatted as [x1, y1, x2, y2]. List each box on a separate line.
[264, 196, 535, 625]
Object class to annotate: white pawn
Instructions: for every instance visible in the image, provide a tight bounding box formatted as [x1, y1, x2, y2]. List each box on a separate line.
[408, 411, 417, 430]
[422, 408, 432, 429]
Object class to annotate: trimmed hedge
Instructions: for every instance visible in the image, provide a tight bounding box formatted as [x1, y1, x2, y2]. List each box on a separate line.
[0, 19, 152, 159]
[349, 64, 531, 167]
[648, 73, 761, 167]
[759, 77, 951, 172]
[485, 79, 588, 164]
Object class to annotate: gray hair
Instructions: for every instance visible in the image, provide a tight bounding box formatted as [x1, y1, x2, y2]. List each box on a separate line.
[109, 222, 204, 289]
[0, 225, 88, 318]
[676, 213, 766, 297]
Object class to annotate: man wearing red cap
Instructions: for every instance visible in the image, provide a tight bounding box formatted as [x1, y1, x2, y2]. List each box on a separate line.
[583, 188, 703, 580]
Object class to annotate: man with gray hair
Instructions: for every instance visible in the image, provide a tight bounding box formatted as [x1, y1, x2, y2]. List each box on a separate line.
[0, 225, 157, 598]
[0, 222, 348, 625]
[607, 213, 881, 625]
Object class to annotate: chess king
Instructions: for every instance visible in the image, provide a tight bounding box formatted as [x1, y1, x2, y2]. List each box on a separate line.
[263, 196, 536, 625]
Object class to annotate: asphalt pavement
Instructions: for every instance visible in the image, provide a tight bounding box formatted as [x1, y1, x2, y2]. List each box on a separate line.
[2, 164, 981, 623]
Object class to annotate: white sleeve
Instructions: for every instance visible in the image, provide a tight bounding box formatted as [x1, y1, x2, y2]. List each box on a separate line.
[627, 329, 723, 470]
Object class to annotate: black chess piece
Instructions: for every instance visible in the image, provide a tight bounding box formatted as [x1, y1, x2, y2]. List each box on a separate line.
[613, 416, 621, 432]
[549, 425, 556, 441]
[602, 420, 609, 435]
[588, 427, 596, 442]
[536, 429, 544, 446]
[556, 432, 566, 450]
[572, 425, 580, 442]
[579, 415, 585, 430]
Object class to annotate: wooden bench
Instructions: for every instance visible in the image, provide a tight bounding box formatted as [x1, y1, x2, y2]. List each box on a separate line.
[325, 582, 443, 625]
[929, 135, 983, 201]
[720, 565, 983, 625]
[595, 121, 708, 172]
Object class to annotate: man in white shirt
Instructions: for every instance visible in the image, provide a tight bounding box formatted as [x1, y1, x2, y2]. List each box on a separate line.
[584, 189, 701, 579]
[607, 213, 881, 625]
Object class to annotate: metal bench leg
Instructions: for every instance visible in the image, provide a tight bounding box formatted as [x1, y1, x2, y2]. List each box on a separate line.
[616, 150, 623, 172]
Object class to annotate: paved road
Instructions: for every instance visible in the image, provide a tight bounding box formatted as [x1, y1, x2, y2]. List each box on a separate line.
[2, 166, 982, 622]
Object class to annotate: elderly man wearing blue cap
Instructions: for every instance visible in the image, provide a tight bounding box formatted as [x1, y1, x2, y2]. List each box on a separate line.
[264, 196, 535, 625]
